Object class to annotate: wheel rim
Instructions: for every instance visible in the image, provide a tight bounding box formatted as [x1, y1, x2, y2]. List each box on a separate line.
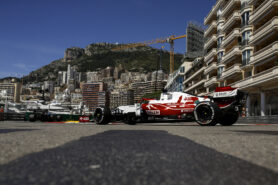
[197, 105, 213, 124]
[94, 109, 103, 123]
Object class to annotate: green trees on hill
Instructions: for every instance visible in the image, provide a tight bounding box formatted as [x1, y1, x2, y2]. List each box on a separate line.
[22, 45, 184, 83]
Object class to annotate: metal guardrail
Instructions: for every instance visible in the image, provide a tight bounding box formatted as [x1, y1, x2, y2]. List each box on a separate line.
[0, 113, 25, 121]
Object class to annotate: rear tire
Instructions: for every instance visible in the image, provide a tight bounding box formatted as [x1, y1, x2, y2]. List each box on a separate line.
[94, 107, 111, 125]
[219, 110, 239, 126]
[194, 102, 220, 126]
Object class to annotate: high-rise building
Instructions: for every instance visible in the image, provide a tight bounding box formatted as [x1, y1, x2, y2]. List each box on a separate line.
[0, 82, 22, 103]
[81, 82, 109, 111]
[186, 22, 205, 58]
[62, 71, 67, 84]
[43, 81, 54, 94]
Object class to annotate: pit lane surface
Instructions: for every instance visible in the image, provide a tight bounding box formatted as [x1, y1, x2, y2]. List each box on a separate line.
[0, 121, 277, 185]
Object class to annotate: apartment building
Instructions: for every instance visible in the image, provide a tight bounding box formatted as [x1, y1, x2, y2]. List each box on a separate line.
[131, 80, 166, 103]
[165, 61, 193, 92]
[203, 0, 278, 116]
[183, 57, 207, 95]
[0, 83, 22, 103]
[110, 89, 134, 109]
[81, 82, 109, 111]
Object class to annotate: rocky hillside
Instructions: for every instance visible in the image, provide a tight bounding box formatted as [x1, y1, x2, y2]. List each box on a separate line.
[22, 43, 184, 83]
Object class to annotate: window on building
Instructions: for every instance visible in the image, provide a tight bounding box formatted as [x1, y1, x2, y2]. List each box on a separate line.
[217, 22, 223, 34]
[217, 67, 224, 78]
[242, 30, 251, 46]
[180, 67, 185, 73]
[242, 50, 251, 65]
[217, 9, 222, 20]
[242, 11, 250, 27]
[217, 52, 224, 63]
[217, 37, 224, 48]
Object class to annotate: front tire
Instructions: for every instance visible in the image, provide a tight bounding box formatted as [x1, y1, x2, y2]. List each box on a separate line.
[29, 114, 36, 122]
[94, 107, 111, 125]
[194, 102, 220, 126]
[124, 113, 137, 125]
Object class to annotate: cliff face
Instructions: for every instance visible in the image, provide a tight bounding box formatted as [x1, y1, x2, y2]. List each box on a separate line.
[64, 47, 85, 62]
[22, 43, 184, 84]
[85, 43, 115, 56]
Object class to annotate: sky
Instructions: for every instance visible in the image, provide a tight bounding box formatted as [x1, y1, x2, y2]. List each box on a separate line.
[0, 0, 216, 78]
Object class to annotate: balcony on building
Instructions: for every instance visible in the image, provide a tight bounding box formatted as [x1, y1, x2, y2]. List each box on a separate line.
[204, 0, 224, 26]
[241, 1, 253, 13]
[204, 48, 217, 64]
[222, 28, 241, 48]
[204, 76, 218, 87]
[222, 11, 241, 34]
[183, 67, 206, 86]
[204, 21, 217, 38]
[250, 0, 278, 27]
[250, 41, 278, 67]
[204, 62, 218, 75]
[221, 63, 242, 80]
[250, 16, 278, 46]
[217, 17, 225, 25]
[222, 46, 241, 64]
[232, 66, 278, 90]
[204, 34, 217, 50]
[222, 0, 241, 19]
[184, 79, 206, 93]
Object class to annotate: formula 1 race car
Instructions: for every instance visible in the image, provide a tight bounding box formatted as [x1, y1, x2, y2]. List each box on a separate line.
[94, 86, 246, 126]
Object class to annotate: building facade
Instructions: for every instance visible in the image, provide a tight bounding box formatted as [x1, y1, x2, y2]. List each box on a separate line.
[81, 82, 109, 111]
[0, 83, 22, 103]
[186, 22, 205, 58]
[110, 89, 134, 109]
[131, 80, 166, 103]
[183, 57, 207, 95]
[165, 61, 193, 92]
[201, 0, 278, 116]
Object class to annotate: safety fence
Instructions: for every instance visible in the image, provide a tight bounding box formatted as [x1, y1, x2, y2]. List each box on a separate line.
[0, 113, 25, 121]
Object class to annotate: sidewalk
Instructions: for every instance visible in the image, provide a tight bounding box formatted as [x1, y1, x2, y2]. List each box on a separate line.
[238, 116, 278, 124]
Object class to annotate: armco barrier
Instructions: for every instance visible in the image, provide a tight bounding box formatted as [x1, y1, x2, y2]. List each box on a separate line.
[0, 113, 25, 121]
[0, 113, 4, 121]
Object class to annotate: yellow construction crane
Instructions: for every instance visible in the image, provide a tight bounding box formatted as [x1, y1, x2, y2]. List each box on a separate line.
[112, 34, 187, 74]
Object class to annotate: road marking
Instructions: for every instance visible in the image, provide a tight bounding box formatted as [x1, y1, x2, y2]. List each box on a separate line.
[89, 165, 101, 169]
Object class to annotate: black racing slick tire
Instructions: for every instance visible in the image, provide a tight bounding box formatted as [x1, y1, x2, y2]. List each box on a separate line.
[194, 102, 220, 126]
[94, 107, 111, 125]
[124, 113, 137, 125]
[29, 114, 36, 122]
[219, 110, 239, 126]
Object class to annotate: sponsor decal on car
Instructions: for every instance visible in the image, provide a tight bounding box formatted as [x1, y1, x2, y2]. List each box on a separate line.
[213, 89, 238, 98]
[146, 110, 160, 115]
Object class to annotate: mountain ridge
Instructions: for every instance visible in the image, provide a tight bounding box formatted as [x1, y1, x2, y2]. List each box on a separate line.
[20, 43, 185, 83]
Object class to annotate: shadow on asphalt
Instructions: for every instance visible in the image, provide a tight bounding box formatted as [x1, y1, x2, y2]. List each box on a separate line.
[0, 129, 39, 134]
[234, 130, 278, 136]
[0, 130, 277, 185]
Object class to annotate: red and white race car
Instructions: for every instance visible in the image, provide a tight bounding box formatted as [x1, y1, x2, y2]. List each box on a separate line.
[94, 86, 246, 126]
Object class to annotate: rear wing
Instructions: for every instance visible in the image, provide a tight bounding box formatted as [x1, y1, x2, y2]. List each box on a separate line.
[213, 87, 238, 98]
